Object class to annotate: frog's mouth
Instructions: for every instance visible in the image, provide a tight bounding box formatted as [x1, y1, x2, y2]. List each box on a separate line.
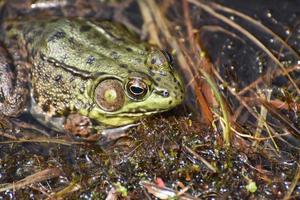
[95, 109, 169, 127]
[109, 109, 169, 117]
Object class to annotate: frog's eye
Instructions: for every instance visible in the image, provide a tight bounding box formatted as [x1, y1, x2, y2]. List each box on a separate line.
[95, 79, 125, 112]
[126, 79, 148, 100]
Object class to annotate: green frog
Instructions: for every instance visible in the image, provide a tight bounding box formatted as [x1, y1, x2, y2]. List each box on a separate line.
[0, 17, 185, 136]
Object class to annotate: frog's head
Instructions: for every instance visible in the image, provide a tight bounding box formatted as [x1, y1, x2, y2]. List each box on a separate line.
[86, 48, 185, 126]
[34, 19, 184, 126]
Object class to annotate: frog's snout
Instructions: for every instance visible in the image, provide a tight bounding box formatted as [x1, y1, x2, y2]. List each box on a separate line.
[154, 89, 170, 97]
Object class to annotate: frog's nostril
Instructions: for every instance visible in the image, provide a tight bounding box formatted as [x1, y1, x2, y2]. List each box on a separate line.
[162, 90, 169, 97]
[154, 89, 169, 97]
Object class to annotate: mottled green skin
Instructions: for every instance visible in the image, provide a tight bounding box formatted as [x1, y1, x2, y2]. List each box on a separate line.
[0, 18, 184, 130]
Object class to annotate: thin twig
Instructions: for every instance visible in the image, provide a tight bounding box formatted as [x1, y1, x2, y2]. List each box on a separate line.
[0, 168, 61, 193]
[0, 138, 85, 146]
[283, 164, 300, 200]
[184, 145, 218, 173]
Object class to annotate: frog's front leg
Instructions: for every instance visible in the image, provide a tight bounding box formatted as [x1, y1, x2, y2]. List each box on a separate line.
[0, 44, 29, 117]
[64, 113, 94, 137]
[64, 113, 139, 143]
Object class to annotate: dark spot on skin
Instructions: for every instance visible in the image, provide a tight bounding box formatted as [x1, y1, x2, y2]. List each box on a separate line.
[128, 70, 132, 73]
[151, 58, 156, 64]
[34, 29, 43, 36]
[24, 25, 33, 36]
[110, 51, 119, 59]
[180, 96, 183, 99]
[126, 47, 133, 52]
[148, 69, 155, 76]
[0, 94, 5, 103]
[31, 48, 36, 57]
[168, 100, 173, 105]
[139, 51, 146, 55]
[43, 74, 50, 82]
[175, 86, 178, 90]
[80, 25, 92, 32]
[41, 101, 51, 112]
[119, 64, 128, 68]
[36, 69, 42, 76]
[10, 34, 18, 40]
[156, 77, 161, 81]
[135, 58, 142, 63]
[5, 24, 13, 31]
[54, 74, 62, 82]
[19, 80, 28, 90]
[79, 84, 85, 93]
[159, 71, 167, 76]
[96, 34, 110, 46]
[40, 53, 46, 61]
[3, 63, 14, 73]
[16, 23, 24, 30]
[49, 18, 60, 23]
[86, 55, 95, 65]
[40, 22, 46, 28]
[69, 77, 75, 82]
[26, 36, 34, 44]
[48, 30, 66, 42]
[61, 54, 68, 61]
[68, 37, 76, 44]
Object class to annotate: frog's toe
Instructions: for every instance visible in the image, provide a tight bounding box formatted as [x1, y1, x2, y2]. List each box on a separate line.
[64, 113, 94, 137]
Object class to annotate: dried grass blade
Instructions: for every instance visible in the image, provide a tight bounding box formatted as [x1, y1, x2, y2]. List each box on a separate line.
[188, 0, 300, 96]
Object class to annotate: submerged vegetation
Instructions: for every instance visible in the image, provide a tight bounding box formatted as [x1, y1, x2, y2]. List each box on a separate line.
[0, 0, 300, 199]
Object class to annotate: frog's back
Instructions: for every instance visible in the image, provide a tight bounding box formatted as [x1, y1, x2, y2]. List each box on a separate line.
[3, 18, 151, 76]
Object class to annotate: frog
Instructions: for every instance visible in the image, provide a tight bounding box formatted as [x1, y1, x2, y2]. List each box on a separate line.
[0, 17, 185, 137]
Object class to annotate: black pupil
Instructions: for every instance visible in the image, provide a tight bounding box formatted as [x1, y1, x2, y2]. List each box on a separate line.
[130, 86, 144, 95]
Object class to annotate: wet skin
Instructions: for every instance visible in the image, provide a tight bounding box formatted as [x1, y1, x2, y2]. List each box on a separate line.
[0, 18, 184, 136]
